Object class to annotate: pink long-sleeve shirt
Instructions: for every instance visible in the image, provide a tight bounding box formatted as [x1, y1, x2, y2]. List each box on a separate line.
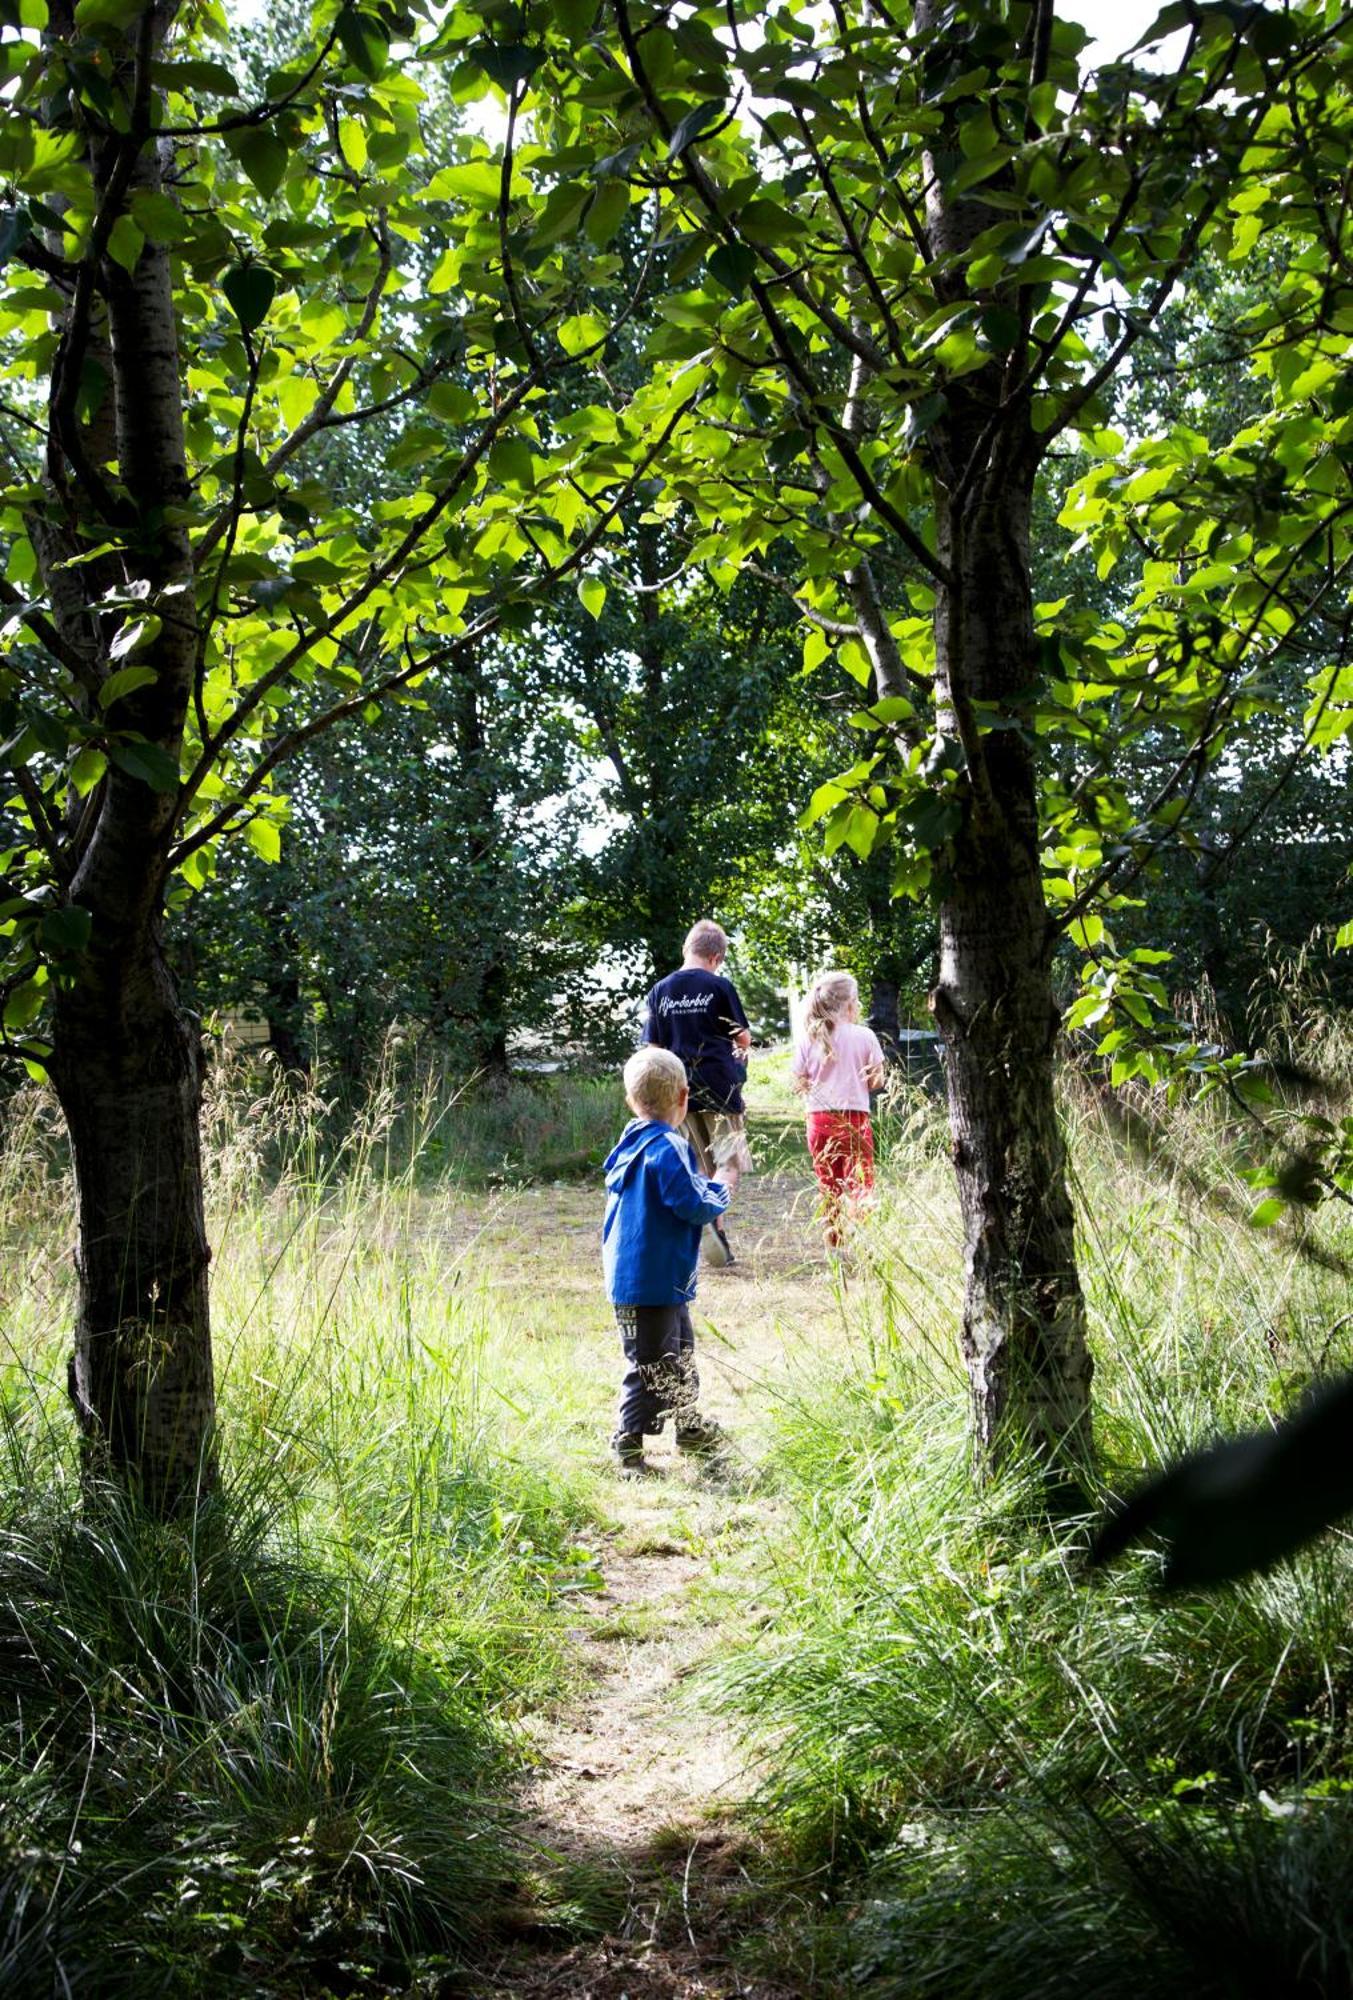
[790, 1021, 885, 1111]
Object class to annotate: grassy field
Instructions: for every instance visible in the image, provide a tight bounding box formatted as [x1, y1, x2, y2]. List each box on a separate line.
[0, 1028, 1349, 1996]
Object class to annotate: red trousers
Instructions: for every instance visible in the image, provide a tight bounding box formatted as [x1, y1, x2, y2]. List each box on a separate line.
[806, 1111, 875, 1231]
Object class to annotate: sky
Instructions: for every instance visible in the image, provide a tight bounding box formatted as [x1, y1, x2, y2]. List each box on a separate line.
[229, 0, 1181, 67]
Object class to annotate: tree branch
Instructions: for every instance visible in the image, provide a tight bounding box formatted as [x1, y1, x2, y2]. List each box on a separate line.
[12, 766, 69, 881]
[169, 394, 697, 865]
[498, 83, 544, 371]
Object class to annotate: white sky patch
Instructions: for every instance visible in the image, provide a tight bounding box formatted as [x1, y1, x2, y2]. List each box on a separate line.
[1060, 0, 1185, 66]
[226, 0, 1184, 66]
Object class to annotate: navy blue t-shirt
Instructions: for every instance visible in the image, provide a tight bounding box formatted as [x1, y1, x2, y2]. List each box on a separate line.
[642, 968, 750, 1114]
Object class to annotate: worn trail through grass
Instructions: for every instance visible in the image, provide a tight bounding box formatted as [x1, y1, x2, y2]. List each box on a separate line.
[459, 1150, 947, 2000]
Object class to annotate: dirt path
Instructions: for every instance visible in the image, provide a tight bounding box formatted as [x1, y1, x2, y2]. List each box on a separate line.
[478, 1168, 838, 1999]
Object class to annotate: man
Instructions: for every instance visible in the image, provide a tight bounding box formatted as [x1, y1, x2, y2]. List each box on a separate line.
[641, 918, 754, 1267]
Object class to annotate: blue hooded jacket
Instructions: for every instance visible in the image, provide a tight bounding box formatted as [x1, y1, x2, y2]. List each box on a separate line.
[602, 1119, 730, 1306]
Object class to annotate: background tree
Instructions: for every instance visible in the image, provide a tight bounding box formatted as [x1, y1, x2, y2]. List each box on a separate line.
[173, 654, 591, 1078]
[549, 523, 811, 979]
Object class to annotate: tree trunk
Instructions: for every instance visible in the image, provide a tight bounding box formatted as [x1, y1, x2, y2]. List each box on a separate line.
[263, 902, 310, 1077]
[867, 974, 901, 1054]
[32, 0, 216, 1508]
[477, 959, 512, 1083]
[928, 462, 1094, 1473]
[51, 923, 214, 1511]
[908, 0, 1093, 1477]
[266, 990, 310, 1079]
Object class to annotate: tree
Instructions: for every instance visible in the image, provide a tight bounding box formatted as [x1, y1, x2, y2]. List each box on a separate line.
[489, 0, 1353, 1470]
[549, 520, 812, 980]
[174, 651, 590, 1080]
[0, 0, 676, 1506]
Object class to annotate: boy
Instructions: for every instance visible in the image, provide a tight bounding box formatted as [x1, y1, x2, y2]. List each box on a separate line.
[641, 918, 753, 1267]
[602, 1045, 730, 1473]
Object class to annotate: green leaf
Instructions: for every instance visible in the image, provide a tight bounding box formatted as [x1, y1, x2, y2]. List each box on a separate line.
[73, 359, 107, 431]
[902, 794, 961, 850]
[246, 817, 282, 863]
[39, 905, 91, 956]
[336, 5, 390, 78]
[130, 189, 188, 245]
[904, 392, 947, 448]
[558, 311, 605, 355]
[980, 305, 1021, 352]
[1336, 919, 1353, 951]
[736, 199, 805, 245]
[74, 0, 144, 27]
[68, 747, 106, 796]
[105, 212, 143, 274]
[708, 241, 756, 297]
[427, 381, 477, 423]
[108, 614, 162, 662]
[338, 117, 368, 173]
[233, 128, 289, 200]
[0, 206, 33, 270]
[800, 780, 846, 828]
[668, 100, 724, 160]
[1124, 2, 1193, 54]
[595, 142, 642, 181]
[585, 180, 630, 247]
[578, 575, 606, 620]
[842, 804, 878, 860]
[488, 437, 534, 490]
[549, 0, 595, 42]
[99, 664, 157, 707]
[222, 263, 277, 333]
[152, 58, 240, 95]
[1249, 1196, 1284, 1228]
[108, 741, 181, 792]
[469, 40, 545, 89]
[3, 979, 44, 1032]
[530, 183, 591, 248]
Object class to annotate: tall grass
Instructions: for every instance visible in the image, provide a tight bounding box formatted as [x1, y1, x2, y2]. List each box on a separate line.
[0, 1054, 610, 1996]
[196, 1030, 623, 1195]
[713, 1031, 1353, 1996]
[4, 1019, 1352, 1993]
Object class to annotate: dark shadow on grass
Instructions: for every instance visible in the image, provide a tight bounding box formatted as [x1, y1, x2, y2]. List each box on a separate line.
[0, 1469, 525, 1999]
[478, 1797, 822, 1998]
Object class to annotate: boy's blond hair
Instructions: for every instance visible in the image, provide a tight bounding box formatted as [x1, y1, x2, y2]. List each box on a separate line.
[624, 1046, 688, 1121]
[683, 918, 728, 963]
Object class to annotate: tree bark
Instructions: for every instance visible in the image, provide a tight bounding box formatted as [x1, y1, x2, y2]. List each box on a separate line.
[51, 927, 214, 1509]
[867, 975, 901, 1053]
[928, 458, 1093, 1473]
[452, 650, 514, 1082]
[905, 0, 1093, 1478]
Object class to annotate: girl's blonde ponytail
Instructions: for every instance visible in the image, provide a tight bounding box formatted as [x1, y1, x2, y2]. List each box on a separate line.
[804, 971, 859, 1058]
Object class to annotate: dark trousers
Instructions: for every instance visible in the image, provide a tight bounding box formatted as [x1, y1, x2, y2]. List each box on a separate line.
[614, 1304, 699, 1437]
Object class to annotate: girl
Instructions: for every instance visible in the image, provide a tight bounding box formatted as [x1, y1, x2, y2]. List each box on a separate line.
[790, 971, 886, 1248]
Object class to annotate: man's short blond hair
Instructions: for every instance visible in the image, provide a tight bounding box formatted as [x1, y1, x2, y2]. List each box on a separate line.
[624, 1046, 687, 1120]
[683, 918, 728, 963]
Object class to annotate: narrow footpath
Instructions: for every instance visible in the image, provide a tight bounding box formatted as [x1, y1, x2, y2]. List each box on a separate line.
[479, 1166, 838, 1999]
